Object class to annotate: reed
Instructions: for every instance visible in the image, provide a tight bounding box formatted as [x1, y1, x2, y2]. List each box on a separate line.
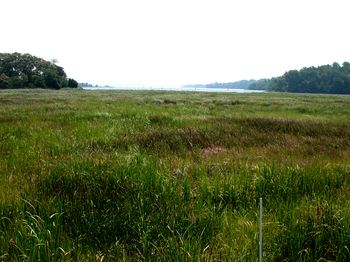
[1, 89, 349, 261]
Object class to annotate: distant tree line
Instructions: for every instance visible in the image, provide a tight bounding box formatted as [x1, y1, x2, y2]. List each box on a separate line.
[268, 62, 350, 94]
[78, 82, 99, 88]
[206, 80, 256, 89]
[184, 80, 258, 89]
[247, 79, 271, 90]
[185, 62, 350, 94]
[0, 53, 78, 89]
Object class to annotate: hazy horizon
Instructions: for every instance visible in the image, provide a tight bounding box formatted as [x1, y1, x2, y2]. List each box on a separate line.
[1, 0, 350, 87]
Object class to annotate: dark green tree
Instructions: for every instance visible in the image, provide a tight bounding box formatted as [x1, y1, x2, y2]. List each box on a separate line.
[267, 62, 350, 94]
[0, 74, 10, 89]
[68, 78, 78, 88]
[0, 52, 77, 89]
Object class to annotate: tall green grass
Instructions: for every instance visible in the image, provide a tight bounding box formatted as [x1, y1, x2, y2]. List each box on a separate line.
[1, 89, 350, 261]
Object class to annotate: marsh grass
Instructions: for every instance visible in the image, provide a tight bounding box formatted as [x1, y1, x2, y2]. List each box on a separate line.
[1, 89, 350, 261]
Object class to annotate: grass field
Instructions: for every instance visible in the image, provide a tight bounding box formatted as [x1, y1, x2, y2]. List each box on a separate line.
[1, 89, 350, 261]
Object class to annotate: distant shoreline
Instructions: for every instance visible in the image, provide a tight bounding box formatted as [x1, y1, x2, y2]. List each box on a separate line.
[82, 86, 265, 93]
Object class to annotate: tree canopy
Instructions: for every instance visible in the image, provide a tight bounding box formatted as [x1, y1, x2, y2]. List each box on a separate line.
[0, 52, 77, 89]
[185, 62, 350, 94]
[268, 62, 350, 94]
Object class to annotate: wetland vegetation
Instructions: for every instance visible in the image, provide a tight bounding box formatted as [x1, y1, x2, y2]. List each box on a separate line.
[0, 89, 350, 261]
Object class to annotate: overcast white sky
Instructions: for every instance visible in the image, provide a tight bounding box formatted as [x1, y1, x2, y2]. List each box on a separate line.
[1, 0, 350, 86]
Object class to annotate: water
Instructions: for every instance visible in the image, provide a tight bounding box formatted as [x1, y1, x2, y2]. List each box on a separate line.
[83, 86, 265, 93]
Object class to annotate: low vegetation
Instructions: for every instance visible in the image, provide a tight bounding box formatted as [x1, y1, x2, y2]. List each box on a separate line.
[0, 90, 350, 261]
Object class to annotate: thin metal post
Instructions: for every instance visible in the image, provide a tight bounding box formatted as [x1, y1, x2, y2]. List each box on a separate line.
[259, 197, 263, 262]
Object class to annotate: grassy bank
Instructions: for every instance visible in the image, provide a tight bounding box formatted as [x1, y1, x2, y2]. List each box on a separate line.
[1, 89, 350, 261]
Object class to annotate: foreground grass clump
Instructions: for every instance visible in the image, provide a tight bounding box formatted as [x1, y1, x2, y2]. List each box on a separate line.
[1, 89, 350, 261]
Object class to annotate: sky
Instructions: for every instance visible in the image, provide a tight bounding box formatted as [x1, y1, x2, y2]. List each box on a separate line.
[1, 0, 350, 87]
